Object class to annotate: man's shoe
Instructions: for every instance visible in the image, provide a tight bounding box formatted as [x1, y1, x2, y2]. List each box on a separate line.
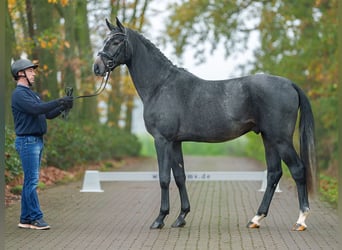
[30, 218, 50, 230]
[18, 219, 31, 229]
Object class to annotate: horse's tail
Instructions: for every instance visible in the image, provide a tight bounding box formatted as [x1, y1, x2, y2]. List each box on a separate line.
[292, 83, 317, 195]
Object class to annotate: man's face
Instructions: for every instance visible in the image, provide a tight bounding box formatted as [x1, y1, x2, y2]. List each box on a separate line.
[22, 67, 36, 83]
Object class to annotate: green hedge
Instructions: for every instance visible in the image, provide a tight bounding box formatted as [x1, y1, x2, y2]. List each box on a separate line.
[4, 120, 141, 182]
[44, 120, 141, 170]
[4, 127, 22, 183]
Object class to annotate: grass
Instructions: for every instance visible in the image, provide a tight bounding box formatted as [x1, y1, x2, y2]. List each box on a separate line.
[137, 132, 264, 159]
[10, 182, 46, 195]
[319, 174, 338, 208]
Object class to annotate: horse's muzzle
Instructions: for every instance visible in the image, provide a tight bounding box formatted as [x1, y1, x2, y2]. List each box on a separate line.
[93, 56, 107, 76]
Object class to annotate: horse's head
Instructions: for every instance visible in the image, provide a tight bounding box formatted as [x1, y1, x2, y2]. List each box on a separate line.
[93, 18, 131, 76]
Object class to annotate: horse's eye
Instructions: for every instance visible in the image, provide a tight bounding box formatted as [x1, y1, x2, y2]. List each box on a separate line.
[112, 39, 122, 45]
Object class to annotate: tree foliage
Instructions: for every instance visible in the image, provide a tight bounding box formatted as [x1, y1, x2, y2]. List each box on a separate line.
[163, 0, 262, 64]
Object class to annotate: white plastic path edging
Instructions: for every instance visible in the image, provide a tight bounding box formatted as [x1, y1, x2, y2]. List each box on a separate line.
[80, 170, 281, 193]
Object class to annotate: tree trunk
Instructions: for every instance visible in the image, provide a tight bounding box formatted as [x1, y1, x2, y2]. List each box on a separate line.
[106, 70, 122, 127]
[75, 0, 98, 121]
[31, 0, 59, 100]
[5, 0, 16, 126]
[61, 1, 79, 119]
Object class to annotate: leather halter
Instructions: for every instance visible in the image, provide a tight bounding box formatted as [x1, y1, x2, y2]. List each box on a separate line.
[97, 32, 128, 72]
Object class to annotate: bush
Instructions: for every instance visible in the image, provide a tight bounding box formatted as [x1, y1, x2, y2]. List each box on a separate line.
[45, 119, 141, 170]
[319, 174, 338, 208]
[4, 127, 22, 183]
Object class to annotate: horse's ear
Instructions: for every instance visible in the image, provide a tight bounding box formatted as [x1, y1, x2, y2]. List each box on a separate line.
[116, 17, 126, 33]
[106, 18, 115, 31]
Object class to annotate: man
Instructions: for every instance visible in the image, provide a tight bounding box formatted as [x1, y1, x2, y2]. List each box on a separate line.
[11, 58, 73, 230]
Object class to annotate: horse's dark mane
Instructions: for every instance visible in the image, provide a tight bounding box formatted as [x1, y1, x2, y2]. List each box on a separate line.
[128, 28, 191, 75]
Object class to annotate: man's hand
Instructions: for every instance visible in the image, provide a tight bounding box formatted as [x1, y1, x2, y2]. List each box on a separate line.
[58, 96, 74, 110]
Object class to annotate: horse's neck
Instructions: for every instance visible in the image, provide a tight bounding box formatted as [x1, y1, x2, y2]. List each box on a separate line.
[126, 31, 176, 102]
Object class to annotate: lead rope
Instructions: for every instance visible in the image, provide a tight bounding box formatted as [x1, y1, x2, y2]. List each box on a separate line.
[61, 71, 111, 119]
[73, 71, 111, 99]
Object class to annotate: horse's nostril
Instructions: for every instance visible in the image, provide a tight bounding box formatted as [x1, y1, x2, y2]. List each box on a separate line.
[93, 64, 100, 75]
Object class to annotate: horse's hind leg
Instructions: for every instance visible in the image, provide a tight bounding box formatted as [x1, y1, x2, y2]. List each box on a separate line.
[277, 142, 310, 231]
[170, 142, 190, 228]
[247, 137, 282, 228]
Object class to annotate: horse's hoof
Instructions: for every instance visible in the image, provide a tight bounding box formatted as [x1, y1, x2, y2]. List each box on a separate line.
[150, 221, 164, 229]
[292, 223, 307, 231]
[247, 221, 260, 229]
[171, 218, 186, 228]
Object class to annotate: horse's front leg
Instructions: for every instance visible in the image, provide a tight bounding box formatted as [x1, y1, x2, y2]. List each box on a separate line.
[150, 137, 172, 229]
[171, 174, 190, 227]
[150, 175, 170, 229]
[171, 141, 190, 227]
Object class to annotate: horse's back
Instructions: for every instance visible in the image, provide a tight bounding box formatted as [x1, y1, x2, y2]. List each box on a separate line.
[244, 74, 295, 93]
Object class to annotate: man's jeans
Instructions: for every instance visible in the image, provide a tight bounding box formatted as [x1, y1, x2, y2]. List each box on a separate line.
[15, 136, 44, 222]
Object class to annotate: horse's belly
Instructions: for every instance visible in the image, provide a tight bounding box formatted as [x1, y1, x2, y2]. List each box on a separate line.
[178, 119, 255, 143]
